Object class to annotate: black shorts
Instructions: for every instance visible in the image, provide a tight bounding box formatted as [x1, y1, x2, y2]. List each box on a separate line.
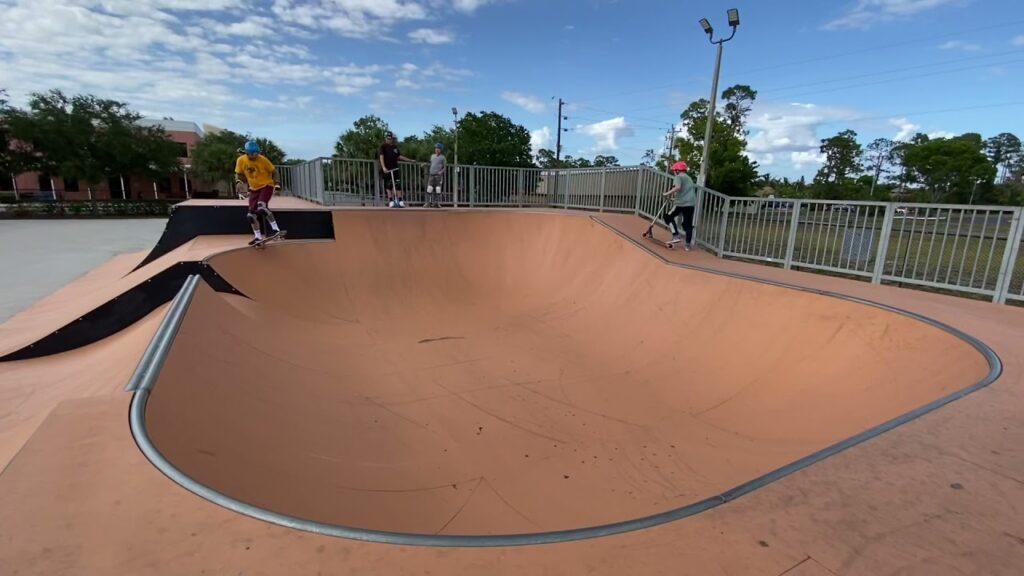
[428, 174, 443, 188]
[382, 170, 401, 191]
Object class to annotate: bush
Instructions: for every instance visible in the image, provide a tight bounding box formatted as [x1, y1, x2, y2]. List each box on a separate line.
[0, 199, 177, 218]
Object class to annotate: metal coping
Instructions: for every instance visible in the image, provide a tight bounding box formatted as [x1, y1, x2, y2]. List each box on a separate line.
[127, 216, 1003, 548]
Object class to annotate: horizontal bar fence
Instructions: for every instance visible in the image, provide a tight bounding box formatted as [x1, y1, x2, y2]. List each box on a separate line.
[282, 157, 1024, 306]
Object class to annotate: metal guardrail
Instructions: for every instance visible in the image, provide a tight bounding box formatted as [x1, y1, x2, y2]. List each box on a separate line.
[288, 158, 1024, 305]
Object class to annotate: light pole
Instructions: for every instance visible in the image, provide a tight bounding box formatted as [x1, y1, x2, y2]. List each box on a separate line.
[452, 107, 460, 206]
[696, 8, 740, 188]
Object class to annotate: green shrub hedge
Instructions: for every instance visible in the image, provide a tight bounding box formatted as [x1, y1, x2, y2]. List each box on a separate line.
[0, 200, 177, 218]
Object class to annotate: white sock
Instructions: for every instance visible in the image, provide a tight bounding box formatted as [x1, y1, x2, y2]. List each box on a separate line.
[254, 231, 263, 240]
[271, 221, 280, 232]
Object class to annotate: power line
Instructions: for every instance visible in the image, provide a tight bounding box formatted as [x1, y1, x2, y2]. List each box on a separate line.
[825, 100, 1024, 124]
[757, 57, 1024, 103]
[602, 49, 1024, 116]
[569, 18, 1024, 105]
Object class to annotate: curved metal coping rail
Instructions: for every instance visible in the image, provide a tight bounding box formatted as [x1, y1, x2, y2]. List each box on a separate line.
[127, 225, 1003, 548]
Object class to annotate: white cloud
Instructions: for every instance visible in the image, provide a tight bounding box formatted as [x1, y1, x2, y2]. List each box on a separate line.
[564, 24, 575, 30]
[530, 126, 551, 156]
[824, 0, 964, 30]
[395, 62, 473, 90]
[370, 90, 434, 115]
[204, 16, 277, 37]
[747, 152, 776, 166]
[502, 91, 547, 114]
[939, 40, 980, 51]
[0, 0, 394, 134]
[927, 130, 956, 139]
[579, 117, 635, 152]
[453, 0, 496, 13]
[791, 151, 826, 169]
[1013, 35, 1024, 46]
[271, 0, 429, 39]
[747, 103, 856, 156]
[889, 117, 920, 141]
[409, 28, 455, 44]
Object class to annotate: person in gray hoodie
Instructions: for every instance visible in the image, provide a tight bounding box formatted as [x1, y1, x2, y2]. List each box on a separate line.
[662, 161, 696, 249]
[425, 143, 447, 208]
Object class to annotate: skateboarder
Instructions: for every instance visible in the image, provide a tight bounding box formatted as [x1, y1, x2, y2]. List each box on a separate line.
[378, 131, 415, 208]
[425, 143, 446, 207]
[662, 161, 696, 249]
[235, 140, 285, 246]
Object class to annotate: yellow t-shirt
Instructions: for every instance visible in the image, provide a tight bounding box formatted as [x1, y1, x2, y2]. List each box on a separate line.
[235, 154, 276, 190]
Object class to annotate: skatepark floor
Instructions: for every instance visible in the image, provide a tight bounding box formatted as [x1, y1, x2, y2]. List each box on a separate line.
[0, 208, 1022, 575]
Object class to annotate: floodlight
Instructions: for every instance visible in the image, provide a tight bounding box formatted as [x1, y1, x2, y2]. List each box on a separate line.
[724, 9, 741, 28]
[699, 18, 713, 35]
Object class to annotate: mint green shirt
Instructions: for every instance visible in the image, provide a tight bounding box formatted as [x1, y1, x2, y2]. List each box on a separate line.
[673, 173, 696, 207]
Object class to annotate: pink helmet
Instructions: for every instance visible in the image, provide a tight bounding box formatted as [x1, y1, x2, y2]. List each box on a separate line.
[671, 161, 688, 173]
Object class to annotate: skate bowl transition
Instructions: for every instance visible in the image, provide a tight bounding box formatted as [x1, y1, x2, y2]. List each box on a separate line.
[133, 210, 998, 546]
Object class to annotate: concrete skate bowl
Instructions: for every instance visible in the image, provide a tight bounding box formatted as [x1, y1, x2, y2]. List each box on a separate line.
[136, 210, 998, 546]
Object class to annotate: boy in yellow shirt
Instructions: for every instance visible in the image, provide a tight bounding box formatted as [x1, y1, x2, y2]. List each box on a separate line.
[235, 140, 285, 246]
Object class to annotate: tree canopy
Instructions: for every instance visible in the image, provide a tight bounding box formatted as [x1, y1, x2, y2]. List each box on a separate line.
[2, 89, 182, 190]
[190, 130, 287, 187]
[673, 85, 759, 195]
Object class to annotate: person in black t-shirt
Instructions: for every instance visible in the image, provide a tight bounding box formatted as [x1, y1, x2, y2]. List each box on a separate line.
[379, 131, 414, 208]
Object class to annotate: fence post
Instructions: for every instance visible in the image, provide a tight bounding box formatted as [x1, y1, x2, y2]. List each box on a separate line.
[518, 168, 525, 208]
[716, 198, 731, 257]
[599, 168, 607, 212]
[469, 167, 475, 207]
[871, 203, 897, 284]
[783, 200, 802, 269]
[634, 168, 644, 216]
[994, 207, 1023, 304]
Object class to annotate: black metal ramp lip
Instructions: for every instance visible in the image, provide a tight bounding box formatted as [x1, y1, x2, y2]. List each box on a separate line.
[127, 215, 1003, 548]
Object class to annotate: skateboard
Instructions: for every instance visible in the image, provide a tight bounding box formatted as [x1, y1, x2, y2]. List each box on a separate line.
[253, 230, 288, 249]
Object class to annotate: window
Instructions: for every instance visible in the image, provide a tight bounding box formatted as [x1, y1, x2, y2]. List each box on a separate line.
[38, 174, 53, 191]
[174, 142, 189, 158]
[0, 175, 13, 192]
[64, 178, 80, 192]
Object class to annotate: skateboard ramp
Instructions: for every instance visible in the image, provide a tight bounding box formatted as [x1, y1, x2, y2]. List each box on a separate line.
[141, 210, 992, 539]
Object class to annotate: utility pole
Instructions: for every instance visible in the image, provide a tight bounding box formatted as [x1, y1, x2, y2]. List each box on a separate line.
[556, 98, 565, 162]
[663, 125, 678, 166]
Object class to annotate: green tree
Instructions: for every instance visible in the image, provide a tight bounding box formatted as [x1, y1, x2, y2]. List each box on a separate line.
[191, 130, 246, 187]
[0, 90, 23, 177]
[985, 133, 1022, 182]
[536, 148, 561, 169]
[190, 130, 287, 189]
[865, 137, 897, 198]
[593, 155, 620, 167]
[674, 90, 759, 195]
[254, 137, 287, 165]
[5, 89, 182, 197]
[397, 126, 455, 162]
[902, 133, 996, 203]
[456, 111, 533, 167]
[334, 115, 390, 160]
[721, 85, 757, 136]
[814, 130, 862, 186]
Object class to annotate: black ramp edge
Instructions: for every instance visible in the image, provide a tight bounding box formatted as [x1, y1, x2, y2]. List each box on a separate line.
[134, 205, 334, 271]
[0, 263, 244, 363]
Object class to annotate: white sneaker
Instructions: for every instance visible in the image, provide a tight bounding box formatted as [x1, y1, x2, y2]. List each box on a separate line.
[398, 200, 406, 208]
[388, 200, 396, 208]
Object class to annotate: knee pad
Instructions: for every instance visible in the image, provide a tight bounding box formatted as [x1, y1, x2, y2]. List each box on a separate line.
[257, 201, 271, 216]
[426, 186, 435, 194]
[246, 211, 258, 224]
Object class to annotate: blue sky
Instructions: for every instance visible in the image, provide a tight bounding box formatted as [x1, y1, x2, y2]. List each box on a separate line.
[1, 0, 1022, 178]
